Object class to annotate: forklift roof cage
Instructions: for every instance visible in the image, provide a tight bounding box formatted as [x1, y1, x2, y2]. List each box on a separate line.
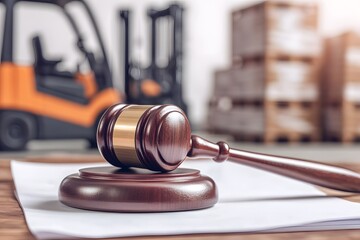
[0, 0, 109, 68]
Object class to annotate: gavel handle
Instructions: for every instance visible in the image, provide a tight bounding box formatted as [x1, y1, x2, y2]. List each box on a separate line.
[188, 135, 360, 193]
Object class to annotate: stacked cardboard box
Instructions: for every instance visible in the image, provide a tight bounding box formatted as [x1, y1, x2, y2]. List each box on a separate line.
[323, 32, 360, 142]
[208, 1, 321, 142]
[232, 1, 320, 62]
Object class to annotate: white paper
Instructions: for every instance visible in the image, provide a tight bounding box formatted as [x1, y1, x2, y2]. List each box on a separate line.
[11, 160, 360, 240]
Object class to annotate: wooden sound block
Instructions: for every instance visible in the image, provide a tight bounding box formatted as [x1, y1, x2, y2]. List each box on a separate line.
[59, 166, 218, 212]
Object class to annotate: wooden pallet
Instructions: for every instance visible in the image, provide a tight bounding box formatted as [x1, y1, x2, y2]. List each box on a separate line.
[324, 101, 360, 142]
[233, 133, 318, 143]
[208, 99, 320, 143]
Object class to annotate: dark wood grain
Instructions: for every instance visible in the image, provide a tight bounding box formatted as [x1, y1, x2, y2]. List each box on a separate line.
[3, 157, 360, 239]
[59, 166, 217, 212]
[140, 105, 191, 171]
[97, 104, 128, 168]
[189, 135, 360, 193]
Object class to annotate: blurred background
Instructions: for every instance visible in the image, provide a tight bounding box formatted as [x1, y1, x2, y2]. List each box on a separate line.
[2, 0, 360, 152]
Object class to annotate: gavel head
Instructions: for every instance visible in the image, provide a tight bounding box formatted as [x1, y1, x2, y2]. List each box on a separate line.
[97, 104, 191, 172]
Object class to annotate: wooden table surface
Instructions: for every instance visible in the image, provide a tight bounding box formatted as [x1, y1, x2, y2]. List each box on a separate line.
[2, 155, 360, 240]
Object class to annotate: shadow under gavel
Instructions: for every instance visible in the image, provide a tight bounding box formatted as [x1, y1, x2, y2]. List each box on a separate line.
[59, 104, 360, 212]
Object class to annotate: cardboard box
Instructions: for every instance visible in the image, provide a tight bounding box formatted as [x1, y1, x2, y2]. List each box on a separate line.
[213, 58, 320, 102]
[232, 1, 320, 63]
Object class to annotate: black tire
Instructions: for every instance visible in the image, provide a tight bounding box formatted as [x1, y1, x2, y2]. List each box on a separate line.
[0, 112, 36, 151]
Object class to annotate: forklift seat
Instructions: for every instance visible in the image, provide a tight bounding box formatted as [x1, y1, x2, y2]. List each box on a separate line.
[32, 35, 73, 78]
[32, 35, 86, 101]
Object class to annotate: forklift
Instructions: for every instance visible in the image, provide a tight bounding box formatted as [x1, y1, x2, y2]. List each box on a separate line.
[0, 0, 122, 150]
[120, 4, 188, 113]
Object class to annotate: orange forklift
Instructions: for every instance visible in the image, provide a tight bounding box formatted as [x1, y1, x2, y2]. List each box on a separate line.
[0, 0, 122, 150]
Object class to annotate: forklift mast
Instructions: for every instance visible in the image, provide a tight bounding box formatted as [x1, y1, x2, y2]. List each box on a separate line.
[120, 4, 187, 113]
[120, 9, 131, 102]
[1, 0, 15, 62]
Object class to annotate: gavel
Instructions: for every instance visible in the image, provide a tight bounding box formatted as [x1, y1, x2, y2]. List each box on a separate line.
[97, 104, 360, 193]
